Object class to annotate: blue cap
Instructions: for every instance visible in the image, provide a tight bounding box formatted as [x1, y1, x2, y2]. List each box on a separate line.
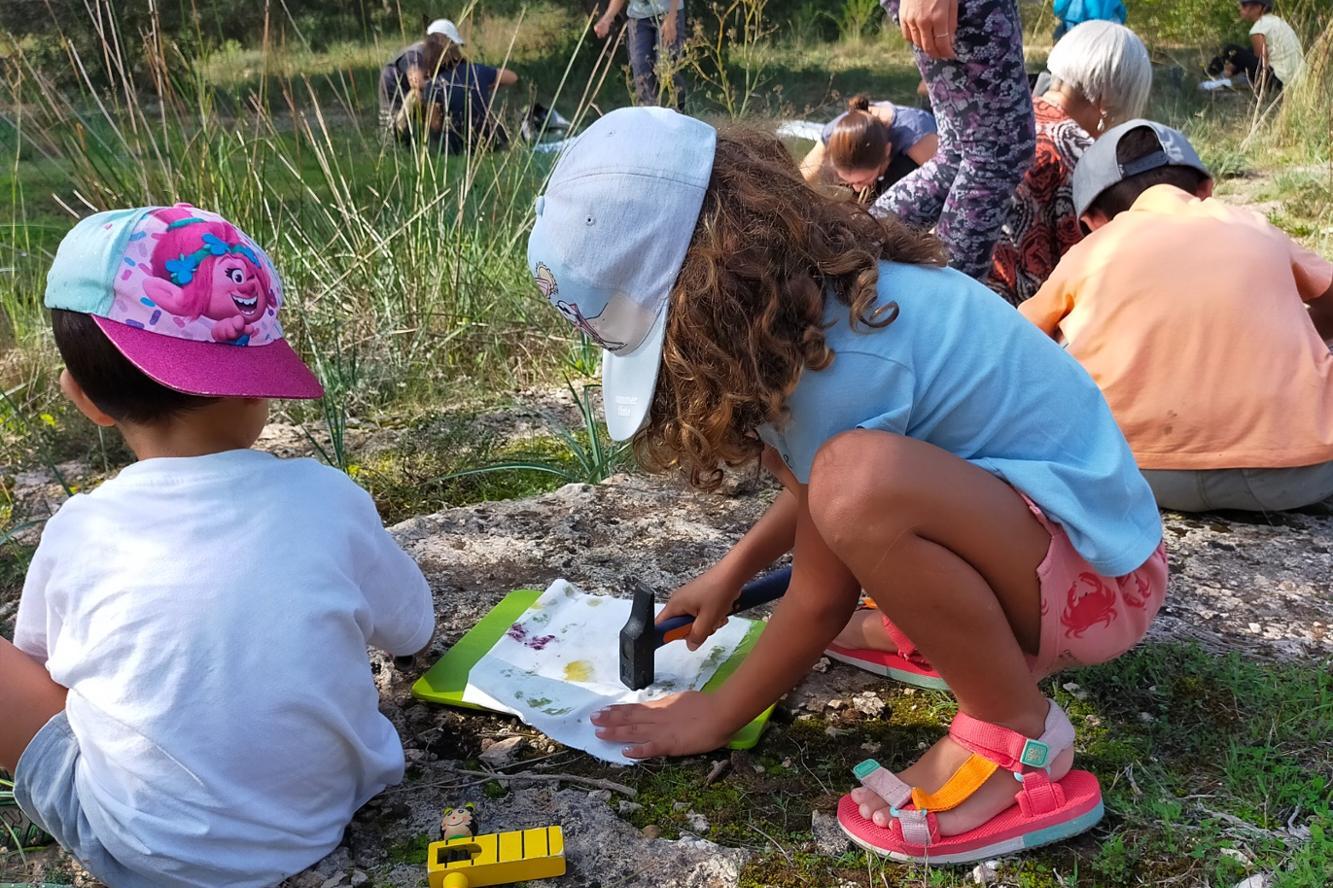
[528, 107, 717, 441]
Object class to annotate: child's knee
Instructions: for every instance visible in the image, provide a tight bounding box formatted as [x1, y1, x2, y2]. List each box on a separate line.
[808, 430, 915, 547]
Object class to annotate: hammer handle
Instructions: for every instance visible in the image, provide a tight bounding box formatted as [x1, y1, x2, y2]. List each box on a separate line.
[655, 566, 792, 647]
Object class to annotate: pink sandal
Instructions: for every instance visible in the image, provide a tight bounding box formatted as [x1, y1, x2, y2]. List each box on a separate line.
[825, 611, 950, 691]
[836, 699, 1103, 864]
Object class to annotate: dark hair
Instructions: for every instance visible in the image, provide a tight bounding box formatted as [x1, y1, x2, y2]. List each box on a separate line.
[1088, 126, 1211, 221]
[826, 95, 891, 173]
[50, 309, 215, 425]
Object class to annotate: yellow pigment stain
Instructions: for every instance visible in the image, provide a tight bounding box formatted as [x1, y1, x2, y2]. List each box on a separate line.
[563, 660, 594, 682]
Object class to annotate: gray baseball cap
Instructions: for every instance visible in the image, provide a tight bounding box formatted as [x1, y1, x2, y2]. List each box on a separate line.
[1072, 119, 1211, 218]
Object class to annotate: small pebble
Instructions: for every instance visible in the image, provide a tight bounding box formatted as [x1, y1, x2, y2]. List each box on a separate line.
[1138, 711, 1155, 724]
[860, 741, 882, 754]
[1061, 681, 1089, 701]
[812, 657, 830, 673]
[685, 810, 710, 834]
[1220, 848, 1250, 864]
[1248, 622, 1262, 633]
[971, 859, 999, 884]
[587, 789, 612, 803]
[617, 800, 643, 815]
[1233, 876, 1271, 888]
[642, 824, 662, 839]
[826, 698, 844, 710]
[349, 871, 368, 888]
[319, 876, 346, 888]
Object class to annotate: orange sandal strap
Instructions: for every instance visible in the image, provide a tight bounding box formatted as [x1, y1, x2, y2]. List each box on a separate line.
[909, 753, 999, 812]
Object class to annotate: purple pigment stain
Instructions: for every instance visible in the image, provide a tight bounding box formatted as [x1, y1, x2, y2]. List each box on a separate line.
[506, 623, 556, 650]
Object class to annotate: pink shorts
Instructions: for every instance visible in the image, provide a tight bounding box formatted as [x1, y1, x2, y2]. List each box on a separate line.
[1024, 495, 1168, 679]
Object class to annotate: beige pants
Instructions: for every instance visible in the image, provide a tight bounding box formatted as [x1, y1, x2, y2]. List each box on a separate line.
[1143, 460, 1333, 512]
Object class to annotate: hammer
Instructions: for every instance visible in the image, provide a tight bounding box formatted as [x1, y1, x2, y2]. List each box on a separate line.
[619, 566, 792, 690]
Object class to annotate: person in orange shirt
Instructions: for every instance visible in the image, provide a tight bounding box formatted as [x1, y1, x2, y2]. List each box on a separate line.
[1021, 120, 1333, 512]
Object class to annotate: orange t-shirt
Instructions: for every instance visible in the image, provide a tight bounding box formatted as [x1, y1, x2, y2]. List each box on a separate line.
[1021, 185, 1333, 470]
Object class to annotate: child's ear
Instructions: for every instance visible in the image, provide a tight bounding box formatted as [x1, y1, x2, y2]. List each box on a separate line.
[1080, 209, 1110, 232]
[1196, 177, 1216, 200]
[59, 369, 117, 428]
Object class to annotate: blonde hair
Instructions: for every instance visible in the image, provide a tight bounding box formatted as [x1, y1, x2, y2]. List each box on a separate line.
[1047, 21, 1152, 125]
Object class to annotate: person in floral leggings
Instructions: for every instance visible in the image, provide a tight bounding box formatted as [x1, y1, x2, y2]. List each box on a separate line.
[873, 0, 1036, 282]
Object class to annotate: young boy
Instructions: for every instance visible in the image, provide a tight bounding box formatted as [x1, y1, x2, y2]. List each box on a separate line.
[1235, 0, 1306, 92]
[594, 0, 686, 108]
[1, 205, 435, 886]
[1020, 121, 1333, 512]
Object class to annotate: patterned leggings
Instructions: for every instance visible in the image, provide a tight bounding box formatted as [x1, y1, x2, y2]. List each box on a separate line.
[873, 0, 1036, 281]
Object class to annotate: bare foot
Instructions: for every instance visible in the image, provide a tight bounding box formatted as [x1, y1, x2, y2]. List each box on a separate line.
[832, 608, 895, 652]
[850, 721, 1073, 837]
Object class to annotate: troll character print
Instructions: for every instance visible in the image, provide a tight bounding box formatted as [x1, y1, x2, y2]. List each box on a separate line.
[140, 207, 278, 344]
[533, 262, 625, 351]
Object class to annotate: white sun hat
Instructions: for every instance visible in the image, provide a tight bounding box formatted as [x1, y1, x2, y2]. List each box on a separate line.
[527, 107, 718, 441]
[426, 18, 465, 44]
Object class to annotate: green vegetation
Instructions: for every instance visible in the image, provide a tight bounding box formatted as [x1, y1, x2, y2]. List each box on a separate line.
[616, 644, 1333, 887]
[1, 2, 1331, 880]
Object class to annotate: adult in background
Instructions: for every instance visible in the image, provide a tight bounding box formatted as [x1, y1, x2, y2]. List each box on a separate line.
[872, 0, 1036, 282]
[379, 18, 518, 151]
[1052, 0, 1126, 40]
[1235, 0, 1306, 93]
[800, 95, 939, 203]
[990, 21, 1150, 305]
[594, 0, 686, 107]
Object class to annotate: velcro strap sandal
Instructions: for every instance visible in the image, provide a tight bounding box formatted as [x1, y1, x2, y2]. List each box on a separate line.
[825, 612, 950, 691]
[836, 699, 1104, 864]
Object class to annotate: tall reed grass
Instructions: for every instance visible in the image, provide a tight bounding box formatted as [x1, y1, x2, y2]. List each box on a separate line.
[0, 1, 627, 438]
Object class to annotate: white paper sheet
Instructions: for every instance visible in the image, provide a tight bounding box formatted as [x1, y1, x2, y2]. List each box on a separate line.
[463, 579, 751, 764]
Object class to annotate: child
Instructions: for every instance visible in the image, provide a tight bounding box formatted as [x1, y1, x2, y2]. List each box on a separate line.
[1235, 0, 1306, 92]
[594, 0, 686, 108]
[1, 205, 434, 886]
[528, 108, 1165, 863]
[1021, 121, 1333, 513]
[799, 95, 938, 204]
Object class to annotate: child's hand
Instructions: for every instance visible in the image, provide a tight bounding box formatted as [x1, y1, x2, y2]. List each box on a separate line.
[594, 14, 615, 39]
[591, 690, 733, 758]
[657, 567, 742, 651]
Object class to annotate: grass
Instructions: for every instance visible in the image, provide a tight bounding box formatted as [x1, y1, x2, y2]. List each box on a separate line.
[609, 643, 1333, 887]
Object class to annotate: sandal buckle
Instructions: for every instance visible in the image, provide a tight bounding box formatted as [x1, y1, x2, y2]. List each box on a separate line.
[1019, 738, 1050, 768]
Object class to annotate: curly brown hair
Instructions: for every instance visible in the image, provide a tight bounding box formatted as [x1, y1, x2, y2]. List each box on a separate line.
[632, 126, 946, 490]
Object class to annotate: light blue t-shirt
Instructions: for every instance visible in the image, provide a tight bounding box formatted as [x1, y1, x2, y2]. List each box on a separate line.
[758, 261, 1161, 578]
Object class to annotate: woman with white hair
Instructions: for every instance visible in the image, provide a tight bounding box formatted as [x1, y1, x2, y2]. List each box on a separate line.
[989, 21, 1151, 305]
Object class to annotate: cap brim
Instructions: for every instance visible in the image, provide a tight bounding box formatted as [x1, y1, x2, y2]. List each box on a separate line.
[601, 303, 667, 441]
[94, 316, 324, 400]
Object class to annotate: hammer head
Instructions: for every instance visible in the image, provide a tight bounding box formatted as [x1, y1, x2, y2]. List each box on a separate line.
[619, 581, 657, 690]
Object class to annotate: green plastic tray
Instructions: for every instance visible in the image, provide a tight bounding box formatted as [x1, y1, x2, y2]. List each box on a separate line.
[412, 588, 772, 749]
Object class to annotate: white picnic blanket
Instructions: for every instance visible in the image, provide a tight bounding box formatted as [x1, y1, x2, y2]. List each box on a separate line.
[463, 579, 750, 764]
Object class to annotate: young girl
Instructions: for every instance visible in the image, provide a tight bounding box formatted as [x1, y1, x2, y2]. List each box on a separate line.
[528, 107, 1165, 863]
[800, 96, 938, 203]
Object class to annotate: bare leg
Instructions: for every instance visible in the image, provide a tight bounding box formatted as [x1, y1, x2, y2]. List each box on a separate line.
[0, 639, 66, 774]
[808, 430, 1069, 836]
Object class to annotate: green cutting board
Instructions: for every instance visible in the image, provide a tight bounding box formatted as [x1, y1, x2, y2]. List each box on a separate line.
[411, 588, 773, 750]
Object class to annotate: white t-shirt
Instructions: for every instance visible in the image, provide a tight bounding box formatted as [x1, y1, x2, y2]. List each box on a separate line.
[1250, 14, 1306, 85]
[14, 449, 434, 887]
